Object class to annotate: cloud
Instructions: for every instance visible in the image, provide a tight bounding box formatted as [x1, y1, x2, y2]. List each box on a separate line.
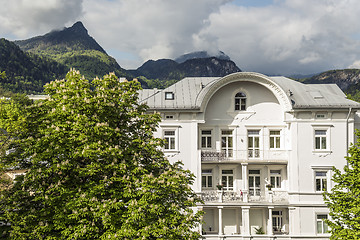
[81, 0, 230, 68]
[193, 0, 360, 75]
[0, 0, 83, 38]
[2, 0, 360, 75]
[82, 0, 360, 74]
[348, 60, 360, 69]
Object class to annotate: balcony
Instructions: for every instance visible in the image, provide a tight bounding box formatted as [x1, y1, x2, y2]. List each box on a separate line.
[201, 150, 289, 162]
[248, 190, 289, 203]
[201, 151, 231, 162]
[199, 190, 288, 203]
[199, 190, 243, 203]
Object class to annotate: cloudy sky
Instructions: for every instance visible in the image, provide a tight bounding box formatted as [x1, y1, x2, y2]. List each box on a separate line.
[1, 0, 360, 76]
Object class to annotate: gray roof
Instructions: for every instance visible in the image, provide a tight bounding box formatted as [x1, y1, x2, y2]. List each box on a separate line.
[270, 76, 360, 109]
[138, 77, 219, 110]
[139, 73, 360, 111]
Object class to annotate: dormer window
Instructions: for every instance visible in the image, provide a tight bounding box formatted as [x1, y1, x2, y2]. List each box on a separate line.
[165, 92, 174, 100]
[235, 92, 246, 111]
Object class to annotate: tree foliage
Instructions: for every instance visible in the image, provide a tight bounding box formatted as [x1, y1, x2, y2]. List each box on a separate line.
[137, 76, 178, 89]
[346, 89, 360, 103]
[0, 70, 202, 239]
[324, 130, 360, 239]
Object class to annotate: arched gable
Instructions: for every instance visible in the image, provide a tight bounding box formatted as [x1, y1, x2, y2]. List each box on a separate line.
[196, 72, 292, 112]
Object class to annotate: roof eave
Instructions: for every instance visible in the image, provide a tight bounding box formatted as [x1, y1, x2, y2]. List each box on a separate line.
[293, 105, 360, 109]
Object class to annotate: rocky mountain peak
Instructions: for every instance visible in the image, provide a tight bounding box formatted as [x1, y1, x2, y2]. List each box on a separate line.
[15, 21, 106, 54]
[175, 51, 231, 63]
[69, 21, 88, 34]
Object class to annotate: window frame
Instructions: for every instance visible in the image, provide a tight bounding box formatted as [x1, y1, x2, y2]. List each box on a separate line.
[316, 214, 330, 234]
[248, 129, 260, 158]
[163, 128, 178, 151]
[221, 130, 233, 158]
[248, 169, 261, 196]
[272, 210, 283, 233]
[312, 126, 332, 152]
[234, 92, 247, 111]
[201, 169, 213, 189]
[270, 169, 282, 189]
[314, 129, 327, 150]
[269, 130, 281, 149]
[165, 92, 174, 100]
[221, 169, 234, 191]
[315, 171, 328, 192]
[201, 129, 212, 149]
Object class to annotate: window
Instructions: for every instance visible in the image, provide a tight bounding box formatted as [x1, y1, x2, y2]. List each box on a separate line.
[316, 114, 326, 119]
[272, 210, 283, 233]
[248, 130, 260, 158]
[165, 115, 174, 119]
[249, 170, 261, 196]
[315, 130, 327, 150]
[221, 130, 233, 157]
[221, 170, 234, 190]
[202, 169, 213, 188]
[164, 130, 176, 150]
[315, 171, 327, 192]
[317, 214, 329, 234]
[270, 130, 281, 149]
[235, 92, 246, 111]
[270, 170, 281, 188]
[165, 92, 174, 100]
[201, 130, 212, 149]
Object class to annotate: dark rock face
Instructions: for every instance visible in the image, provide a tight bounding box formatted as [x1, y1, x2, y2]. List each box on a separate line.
[303, 69, 360, 91]
[134, 56, 241, 80]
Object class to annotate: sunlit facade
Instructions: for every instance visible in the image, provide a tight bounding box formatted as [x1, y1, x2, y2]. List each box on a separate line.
[139, 72, 360, 239]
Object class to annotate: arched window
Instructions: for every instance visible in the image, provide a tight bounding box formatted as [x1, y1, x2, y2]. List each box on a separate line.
[235, 92, 246, 111]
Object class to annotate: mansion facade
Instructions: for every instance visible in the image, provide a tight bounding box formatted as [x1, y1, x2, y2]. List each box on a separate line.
[139, 72, 360, 240]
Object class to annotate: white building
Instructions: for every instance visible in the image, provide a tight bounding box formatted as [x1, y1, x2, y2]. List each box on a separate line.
[139, 72, 360, 240]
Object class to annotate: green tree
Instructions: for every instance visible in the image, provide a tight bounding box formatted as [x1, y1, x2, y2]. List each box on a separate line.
[324, 130, 360, 239]
[0, 93, 32, 152]
[347, 91, 360, 103]
[0, 70, 202, 239]
[0, 71, 6, 80]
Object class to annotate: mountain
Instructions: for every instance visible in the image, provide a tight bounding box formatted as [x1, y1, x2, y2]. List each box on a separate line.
[175, 51, 230, 63]
[179, 57, 241, 76]
[132, 59, 180, 80]
[5, 21, 241, 92]
[132, 56, 241, 81]
[15, 22, 106, 53]
[14, 21, 129, 80]
[0, 38, 68, 93]
[302, 69, 360, 91]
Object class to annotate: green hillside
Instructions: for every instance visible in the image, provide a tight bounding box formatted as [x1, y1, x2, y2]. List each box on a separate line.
[0, 38, 67, 93]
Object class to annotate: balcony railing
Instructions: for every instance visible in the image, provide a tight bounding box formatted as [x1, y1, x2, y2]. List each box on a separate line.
[248, 190, 289, 203]
[272, 190, 289, 202]
[201, 150, 289, 162]
[199, 190, 243, 203]
[199, 190, 288, 203]
[201, 151, 230, 162]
